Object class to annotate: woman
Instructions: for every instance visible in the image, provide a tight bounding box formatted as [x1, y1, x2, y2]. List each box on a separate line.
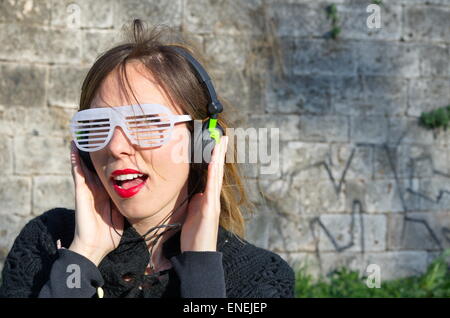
[0, 20, 295, 298]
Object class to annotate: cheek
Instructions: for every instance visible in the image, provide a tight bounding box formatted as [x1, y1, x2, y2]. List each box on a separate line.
[89, 151, 107, 176]
[148, 128, 191, 181]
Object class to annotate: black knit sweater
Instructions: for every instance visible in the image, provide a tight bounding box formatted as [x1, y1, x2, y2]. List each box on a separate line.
[0, 208, 295, 298]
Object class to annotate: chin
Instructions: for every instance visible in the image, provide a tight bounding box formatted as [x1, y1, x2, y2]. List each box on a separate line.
[118, 201, 160, 220]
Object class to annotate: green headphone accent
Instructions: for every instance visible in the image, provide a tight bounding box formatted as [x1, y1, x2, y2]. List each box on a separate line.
[208, 118, 220, 144]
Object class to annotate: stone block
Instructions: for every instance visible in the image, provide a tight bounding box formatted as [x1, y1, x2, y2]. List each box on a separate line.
[115, 0, 182, 29]
[14, 135, 71, 175]
[337, 3, 402, 41]
[0, 137, 13, 174]
[333, 76, 407, 116]
[387, 117, 434, 145]
[282, 39, 357, 76]
[184, 0, 264, 35]
[204, 35, 250, 72]
[51, 0, 114, 29]
[418, 44, 450, 78]
[350, 115, 388, 144]
[299, 179, 346, 214]
[395, 0, 450, 4]
[266, 74, 333, 115]
[247, 114, 300, 142]
[317, 213, 386, 252]
[0, 0, 51, 25]
[258, 178, 291, 203]
[228, 124, 280, 178]
[373, 144, 441, 179]
[329, 144, 373, 181]
[244, 178, 264, 204]
[32, 176, 74, 215]
[404, 5, 450, 43]
[245, 204, 274, 250]
[266, 2, 330, 37]
[298, 115, 349, 143]
[81, 30, 123, 64]
[268, 213, 317, 252]
[355, 42, 420, 77]
[281, 141, 330, 180]
[238, 162, 259, 179]
[429, 129, 450, 148]
[363, 251, 429, 280]
[0, 24, 81, 64]
[387, 212, 450, 251]
[48, 66, 90, 108]
[418, 176, 450, 212]
[407, 78, 450, 117]
[0, 177, 31, 217]
[0, 105, 76, 138]
[210, 70, 261, 124]
[364, 179, 404, 213]
[0, 63, 46, 108]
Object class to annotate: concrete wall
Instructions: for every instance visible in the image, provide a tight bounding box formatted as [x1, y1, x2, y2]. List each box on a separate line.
[1, 0, 450, 280]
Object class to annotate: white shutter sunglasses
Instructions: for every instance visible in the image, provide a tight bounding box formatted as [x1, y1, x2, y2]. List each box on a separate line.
[70, 103, 192, 152]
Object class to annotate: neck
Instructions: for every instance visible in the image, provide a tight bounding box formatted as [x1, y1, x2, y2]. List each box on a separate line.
[127, 183, 189, 271]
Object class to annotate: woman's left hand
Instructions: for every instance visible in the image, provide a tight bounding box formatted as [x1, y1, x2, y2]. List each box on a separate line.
[181, 135, 229, 252]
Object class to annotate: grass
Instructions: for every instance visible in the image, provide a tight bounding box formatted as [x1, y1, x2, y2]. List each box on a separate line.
[326, 4, 341, 40]
[295, 250, 450, 298]
[420, 105, 450, 130]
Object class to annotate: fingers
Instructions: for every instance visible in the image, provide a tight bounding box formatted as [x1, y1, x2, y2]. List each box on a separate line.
[70, 141, 86, 186]
[217, 136, 228, 192]
[71, 141, 97, 189]
[205, 135, 228, 202]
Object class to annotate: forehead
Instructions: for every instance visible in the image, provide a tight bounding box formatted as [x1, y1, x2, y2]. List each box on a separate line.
[90, 60, 183, 115]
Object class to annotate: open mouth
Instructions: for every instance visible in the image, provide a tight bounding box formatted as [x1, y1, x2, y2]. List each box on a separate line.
[112, 174, 149, 190]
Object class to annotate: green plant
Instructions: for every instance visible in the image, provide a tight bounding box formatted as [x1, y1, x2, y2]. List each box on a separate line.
[420, 105, 450, 130]
[326, 4, 341, 40]
[295, 250, 450, 297]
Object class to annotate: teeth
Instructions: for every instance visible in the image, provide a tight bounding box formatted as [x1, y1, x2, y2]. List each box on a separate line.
[113, 173, 144, 181]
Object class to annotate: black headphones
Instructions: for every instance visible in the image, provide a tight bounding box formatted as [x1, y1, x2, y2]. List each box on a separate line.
[78, 46, 225, 181]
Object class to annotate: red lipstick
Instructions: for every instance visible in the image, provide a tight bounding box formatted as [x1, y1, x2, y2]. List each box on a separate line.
[111, 169, 148, 199]
[111, 169, 143, 177]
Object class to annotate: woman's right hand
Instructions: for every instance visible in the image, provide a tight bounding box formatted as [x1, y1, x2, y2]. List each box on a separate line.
[68, 141, 124, 266]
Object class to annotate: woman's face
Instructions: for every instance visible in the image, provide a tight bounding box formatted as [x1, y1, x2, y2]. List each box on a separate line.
[89, 60, 191, 221]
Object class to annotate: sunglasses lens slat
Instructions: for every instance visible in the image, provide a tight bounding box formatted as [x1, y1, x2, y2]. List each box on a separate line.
[76, 141, 106, 152]
[72, 125, 112, 132]
[75, 131, 109, 137]
[78, 136, 109, 142]
[73, 120, 110, 127]
[127, 123, 171, 129]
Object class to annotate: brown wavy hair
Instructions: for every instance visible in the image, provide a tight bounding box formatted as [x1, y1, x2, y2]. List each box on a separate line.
[78, 19, 254, 239]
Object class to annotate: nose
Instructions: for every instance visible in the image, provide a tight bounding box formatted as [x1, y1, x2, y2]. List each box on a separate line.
[106, 126, 135, 158]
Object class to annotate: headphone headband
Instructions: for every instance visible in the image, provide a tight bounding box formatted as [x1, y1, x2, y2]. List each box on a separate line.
[170, 46, 223, 117]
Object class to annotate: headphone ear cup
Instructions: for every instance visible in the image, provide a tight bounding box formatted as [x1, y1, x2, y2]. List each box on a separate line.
[190, 120, 225, 167]
[201, 120, 224, 164]
[190, 121, 203, 167]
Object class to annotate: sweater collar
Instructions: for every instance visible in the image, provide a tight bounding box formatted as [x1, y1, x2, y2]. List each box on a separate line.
[119, 217, 232, 260]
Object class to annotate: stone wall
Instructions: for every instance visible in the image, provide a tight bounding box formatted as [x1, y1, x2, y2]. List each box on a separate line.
[1, 0, 450, 281]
